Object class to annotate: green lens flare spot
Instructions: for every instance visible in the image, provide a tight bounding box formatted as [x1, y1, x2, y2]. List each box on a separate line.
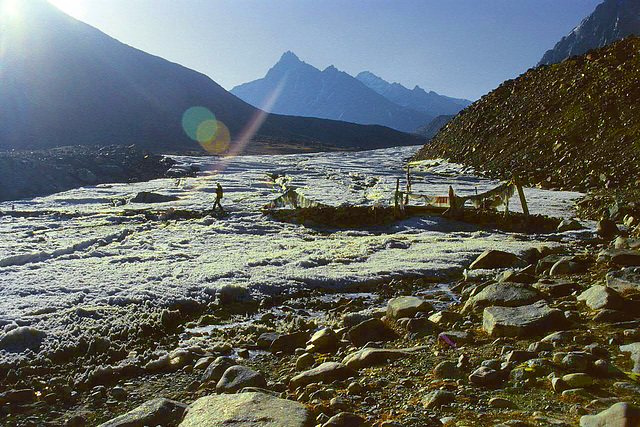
[182, 107, 216, 141]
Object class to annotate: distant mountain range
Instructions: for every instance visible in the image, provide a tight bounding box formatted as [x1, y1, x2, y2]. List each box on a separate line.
[231, 52, 470, 133]
[538, 0, 640, 66]
[415, 35, 640, 191]
[413, 115, 455, 140]
[0, 1, 422, 155]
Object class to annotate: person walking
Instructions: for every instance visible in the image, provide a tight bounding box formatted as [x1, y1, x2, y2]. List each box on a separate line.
[213, 183, 224, 211]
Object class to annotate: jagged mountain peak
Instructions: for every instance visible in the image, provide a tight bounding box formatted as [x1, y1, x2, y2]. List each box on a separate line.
[278, 50, 301, 64]
[538, 0, 640, 65]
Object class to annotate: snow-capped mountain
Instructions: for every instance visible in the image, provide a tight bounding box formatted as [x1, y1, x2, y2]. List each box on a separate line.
[231, 52, 434, 133]
[538, 0, 640, 66]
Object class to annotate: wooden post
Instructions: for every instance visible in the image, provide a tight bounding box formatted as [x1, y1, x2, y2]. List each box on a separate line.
[513, 174, 529, 217]
[395, 178, 400, 208]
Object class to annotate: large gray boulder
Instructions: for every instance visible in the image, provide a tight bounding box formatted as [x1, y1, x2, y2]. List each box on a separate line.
[579, 402, 640, 427]
[216, 366, 267, 394]
[179, 392, 311, 426]
[469, 250, 519, 270]
[598, 249, 640, 266]
[342, 347, 426, 370]
[577, 285, 627, 311]
[98, 398, 188, 427]
[289, 362, 356, 390]
[462, 282, 543, 314]
[386, 296, 432, 320]
[483, 301, 566, 337]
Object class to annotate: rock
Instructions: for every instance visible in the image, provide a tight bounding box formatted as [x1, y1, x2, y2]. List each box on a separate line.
[202, 356, 236, 383]
[306, 328, 339, 353]
[296, 353, 315, 371]
[541, 331, 573, 345]
[552, 377, 569, 393]
[550, 259, 587, 276]
[256, 332, 281, 349]
[489, 397, 516, 409]
[289, 362, 356, 390]
[216, 366, 267, 393]
[561, 352, 593, 372]
[423, 390, 455, 409]
[271, 332, 309, 354]
[405, 316, 437, 338]
[614, 382, 640, 393]
[536, 255, 575, 275]
[130, 191, 179, 204]
[194, 357, 214, 371]
[577, 285, 626, 311]
[528, 341, 554, 353]
[0, 326, 46, 352]
[386, 296, 432, 320]
[596, 219, 619, 238]
[533, 279, 579, 298]
[606, 267, 640, 292]
[76, 168, 98, 184]
[562, 373, 594, 388]
[347, 318, 397, 347]
[483, 301, 566, 337]
[98, 398, 188, 427]
[593, 309, 634, 323]
[180, 392, 311, 426]
[598, 249, 640, 267]
[505, 350, 537, 364]
[469, 250, 519, 270]
[497, 270, 535, 284]
[593, 360, 625, 378]
[433, 361, 461, 379]
[342, 347, 425, 370]
[438, 331, 472, 346]
[428, 310, 462, 327]
[557, 219, 583, 232]
[0, 389, 36, 404]
[579, 402, 640, 427]
[322, 412, 365, 427]
[468, 367, 504, 387]
[462, 282, 542, 313]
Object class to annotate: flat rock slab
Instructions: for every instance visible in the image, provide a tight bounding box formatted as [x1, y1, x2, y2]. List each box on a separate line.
[386, 296, 432, 320]
[483, 301, 566, 337]
[577, 285, 626, 311]
[462, 282, 542, 313]
[289, 362, 356, 390]
[469, 250, 519, 270]
[99, 398, 188, 427]
[342, 347, 426, 370]
[598, 249, 640, 266]
[580, 402, 640, 427]
[179, 392, 311, 427]
[606, 267, 640, 292]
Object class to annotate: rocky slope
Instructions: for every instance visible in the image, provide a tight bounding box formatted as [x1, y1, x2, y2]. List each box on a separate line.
[231, 52, 434, 133]
[356, 71, 470, 117]
[413, 115, 455, 140]
[0, 1, 422, 154]
[538, 0, 640, 66]
[414, 36, 640, 191]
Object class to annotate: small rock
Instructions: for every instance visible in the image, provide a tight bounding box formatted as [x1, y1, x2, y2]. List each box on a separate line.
[428, 310, 462, 326]
[97, 398, 187, 427]
[342, 347, 425, 370]
[423, 390, 455, 409]
[596, 219, 618, 238]
[433, 361, 461, 379]
[606, 267, 640, 292]
[289, 362, 356, 390]
[578, 285, 627, 311]
[579, 402, 640, 427]
[489, 397, 516, 409]
[550, 259, 587, 276]
[386, 296, 432, 320]
[469, 250, 519, 269]
[468, 366, 504, 387]
[271, 332, 309, 354]
[296, 353, 315, 371]
[216, 366, 267, 393]
[557, 219, 583, 232]
[552, 377, 569, 393]
[562, 373, 594, 388]
[306, 328, 339, 353]
[347, 318, 397, 347]
[201, 356, 235, 383]
[483, 301, 566, 337]
[322, 412, 365, 427]
[533, 279, 579, 298]
[463, 282, 542, 313]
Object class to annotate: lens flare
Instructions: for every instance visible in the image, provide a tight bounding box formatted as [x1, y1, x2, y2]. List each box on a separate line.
[199, 121, 230, 154]
[182, 106, 217, 142]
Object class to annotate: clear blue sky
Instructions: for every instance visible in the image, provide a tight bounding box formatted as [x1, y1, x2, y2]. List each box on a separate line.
[47, 0, 602, 100]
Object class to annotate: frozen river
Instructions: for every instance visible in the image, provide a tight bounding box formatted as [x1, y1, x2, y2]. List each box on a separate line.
[0, 145, 590, 357]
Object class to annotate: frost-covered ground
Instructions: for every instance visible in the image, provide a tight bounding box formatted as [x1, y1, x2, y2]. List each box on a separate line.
[0, 146, 591, 360]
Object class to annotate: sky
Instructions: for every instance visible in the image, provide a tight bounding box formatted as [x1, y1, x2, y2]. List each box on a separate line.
[45, 0, 603, 101]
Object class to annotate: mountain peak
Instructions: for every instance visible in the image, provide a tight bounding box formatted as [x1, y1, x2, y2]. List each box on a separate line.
[278, 51, 301, 65]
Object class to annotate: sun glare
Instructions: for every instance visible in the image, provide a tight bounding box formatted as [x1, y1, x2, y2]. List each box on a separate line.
[1, 0, 20, 16]
[47, 0, 87, 20]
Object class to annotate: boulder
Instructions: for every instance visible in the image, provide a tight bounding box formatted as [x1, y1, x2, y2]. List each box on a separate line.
[606, 267, 640, 292]
[347, 318, 397, 347]
[216, 366, 267, 394]
[130, 191, 179, 204]
[322, 412, 365, 427]
[98, 398, 188, 427]
[289, 362, 356, 390]
[497, 270, 535, 284]
[469, 250, 519, 270]
[462, 282, 542, 313]
[577, 285, 626, 311]
[270, 332, 309, 354]
[428, 310, 462, 327]
[386, 296, 432, 320]
[202, 356, 236, 383]
[179, 392, 311, 427]
[468, 367, 504, 387]
[256, 332, 281, 349]
[550, 259, 587, 276]
[433, 361, 461, 379]
[483, 301, 566, 337]
[533, 279, 579, 298]
[536, 255, 575, 275]
[596, 219, 619, 238]
[598, 249, 640, 267]
[422, 390, 455, 409]
[0, 326, 46, 352]
[562, 373, 594, 388]
[580, 402, 640, 427]
[557, 219, 583, 232]
[342, 347, 426, 370]
[306, 328, 339, 353]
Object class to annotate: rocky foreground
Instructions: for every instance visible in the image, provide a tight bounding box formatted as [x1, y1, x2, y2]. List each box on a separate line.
[1, 210, 640, 426]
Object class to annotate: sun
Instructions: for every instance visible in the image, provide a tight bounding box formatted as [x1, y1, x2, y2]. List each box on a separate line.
[47, 0, 87, 20]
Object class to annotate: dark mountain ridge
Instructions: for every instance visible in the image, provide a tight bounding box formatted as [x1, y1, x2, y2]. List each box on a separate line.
[0, 1, 422, 154]
[231, 52, 434, 133]
[538, 0, 640, 66]
[355, 71, 471, 118]
[414, 36, 640, 191]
